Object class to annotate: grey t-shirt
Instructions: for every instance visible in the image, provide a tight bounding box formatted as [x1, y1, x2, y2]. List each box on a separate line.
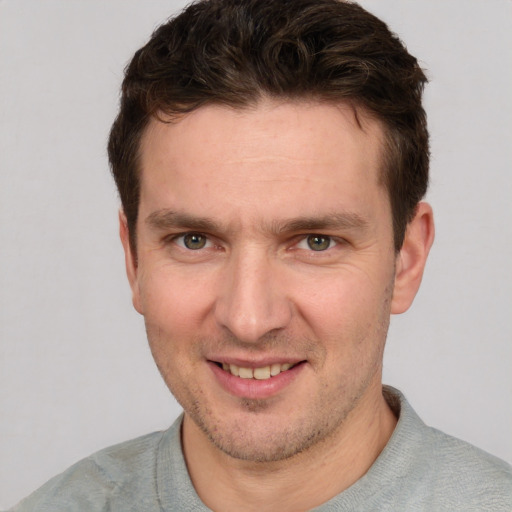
[8, 387, 512, 511]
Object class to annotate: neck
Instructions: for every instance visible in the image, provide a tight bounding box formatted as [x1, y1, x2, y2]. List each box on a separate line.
[182, 383, 397, 512]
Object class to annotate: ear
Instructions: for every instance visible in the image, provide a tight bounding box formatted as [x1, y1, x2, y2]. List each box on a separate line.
[391, 202, 435, 314]
[119, 210, 143, 314]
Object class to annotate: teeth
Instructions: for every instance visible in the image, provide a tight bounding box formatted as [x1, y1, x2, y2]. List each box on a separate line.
[223, 362, 296, 380]
[253, 366, 271, 380]
[270, 363, 281, 376]
[238, 367, 253, 379]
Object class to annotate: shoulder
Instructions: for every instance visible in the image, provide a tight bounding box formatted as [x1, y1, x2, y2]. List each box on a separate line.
[8, 429, 170, 512]
[422, 426, 512, 505]
[383, 387, 512, 510]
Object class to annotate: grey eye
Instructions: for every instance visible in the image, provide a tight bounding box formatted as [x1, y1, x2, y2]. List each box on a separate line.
[183, 233, 207, 250]
[306, 235, 331, 251]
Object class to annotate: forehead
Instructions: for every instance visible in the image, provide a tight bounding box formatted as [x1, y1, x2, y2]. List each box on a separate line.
[138, 99, 388, 225]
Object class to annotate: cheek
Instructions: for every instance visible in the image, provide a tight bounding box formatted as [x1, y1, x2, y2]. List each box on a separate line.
[294, 268, 393, 360]
[138, 263, 215, 330]
[137, 269, 216, 378]
[294, 269, 381, 326]
[140, 271, 209, 377]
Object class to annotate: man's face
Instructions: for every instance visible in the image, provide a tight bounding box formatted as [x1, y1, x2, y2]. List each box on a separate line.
[125, 99, 399, 462]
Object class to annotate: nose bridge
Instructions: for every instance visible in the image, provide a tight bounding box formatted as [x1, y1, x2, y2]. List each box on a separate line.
[215, 244, 291, 343]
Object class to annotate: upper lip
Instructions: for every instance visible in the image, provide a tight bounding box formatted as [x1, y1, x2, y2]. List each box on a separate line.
[207, 356, 305, 368]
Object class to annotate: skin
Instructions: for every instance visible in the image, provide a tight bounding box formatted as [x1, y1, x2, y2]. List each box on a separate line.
[120, 98, 434, 511]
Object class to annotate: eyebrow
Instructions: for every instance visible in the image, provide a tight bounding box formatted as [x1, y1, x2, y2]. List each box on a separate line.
[272, 213, 369, 234]
[146, 209, 223, 233]
[145, 209, 369, 235]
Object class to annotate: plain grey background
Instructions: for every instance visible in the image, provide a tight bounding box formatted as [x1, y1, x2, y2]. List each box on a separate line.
[1, 0, 511, 508]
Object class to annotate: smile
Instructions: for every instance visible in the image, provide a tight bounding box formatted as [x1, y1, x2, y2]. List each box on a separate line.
[209, 359, 306, 399]
[219, 362, 297, 380]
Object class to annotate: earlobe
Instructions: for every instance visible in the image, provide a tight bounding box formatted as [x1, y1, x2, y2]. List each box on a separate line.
[119, 210, 143, 314]
[391, 202, 435, 314]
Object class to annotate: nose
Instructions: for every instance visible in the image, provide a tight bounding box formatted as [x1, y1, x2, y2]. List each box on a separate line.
[214, 248, 292, 344]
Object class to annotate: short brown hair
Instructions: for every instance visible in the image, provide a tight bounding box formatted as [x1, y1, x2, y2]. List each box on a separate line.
[108, 0, 429, 252]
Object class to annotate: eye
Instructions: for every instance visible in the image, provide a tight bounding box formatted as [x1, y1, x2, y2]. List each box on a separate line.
[297, 235, 336, 251]
[175, 232, 210, 250]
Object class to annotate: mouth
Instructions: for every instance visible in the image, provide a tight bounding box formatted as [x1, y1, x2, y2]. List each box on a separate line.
[208, 359, 306, 399]
[212, 361, 303, 380]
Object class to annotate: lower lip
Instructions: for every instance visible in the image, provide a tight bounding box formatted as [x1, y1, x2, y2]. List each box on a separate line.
[209, 361, 305, 400]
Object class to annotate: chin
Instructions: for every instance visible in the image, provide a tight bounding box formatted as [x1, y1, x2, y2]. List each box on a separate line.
[190, 404, 343, 464]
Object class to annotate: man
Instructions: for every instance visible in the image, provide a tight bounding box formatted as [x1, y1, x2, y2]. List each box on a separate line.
[8, 0, 512, 510]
